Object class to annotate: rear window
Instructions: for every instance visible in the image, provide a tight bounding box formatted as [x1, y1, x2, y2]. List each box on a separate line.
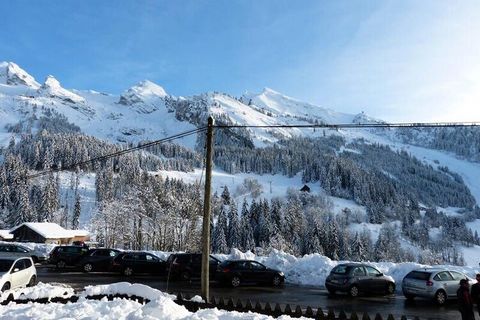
[331, 265, 349, 275]
[405, 271, 431, 280]
[220, 261, 233, 267]
[175, 255, 190, 263]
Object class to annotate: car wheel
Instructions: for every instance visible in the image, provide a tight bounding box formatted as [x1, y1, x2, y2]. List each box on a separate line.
[27, 275, 37, 287]
[348, 285, 359, 298]
[231, 276, 241, 288]
[386, 282, 395, 294]
[434, 290, 447, 305]
[181, 271, 191, 281]
[56, 260, 66, 269]
[272, 275, 282, 286]
[123, 267, 134, 276]
[1, 282, 10, 292]
[83, 263, 93, 273]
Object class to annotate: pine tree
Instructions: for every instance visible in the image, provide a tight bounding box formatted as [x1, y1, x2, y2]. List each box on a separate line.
[72, 194, 81, 229]
[240, 212, 255, 252]
[221, 186, 231, 205]
[227, 199, 241, 249]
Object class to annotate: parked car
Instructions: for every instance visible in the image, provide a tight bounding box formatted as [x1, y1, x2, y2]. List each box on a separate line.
[402, 268, 470, 305]
[216, 259, 285, 287]
[325, 263, 395, 297]
[166, 253, 221, 280]
[0, 243, 47, 263]
[111, 251, 166, 276]
[48, 245, 89, 269]
[0, 257, 37, 293]
[77, 248, 121, 273]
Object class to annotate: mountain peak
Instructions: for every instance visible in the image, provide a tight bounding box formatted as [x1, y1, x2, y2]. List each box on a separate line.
[118, 80, 167, 113]
[132, 80, 167, 97]
[262, 87, 282, 95]
[39, 74, 85, 103]
[0, 61, 40, 88]
[42, 75, 61, 90]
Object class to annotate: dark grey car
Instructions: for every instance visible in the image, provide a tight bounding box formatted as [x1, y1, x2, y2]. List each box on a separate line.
[325, 263, 395, 297]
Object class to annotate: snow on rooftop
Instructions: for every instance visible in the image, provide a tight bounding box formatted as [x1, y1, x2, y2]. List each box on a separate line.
[10, 222, 88, 239]
[0, 230, 13, 239]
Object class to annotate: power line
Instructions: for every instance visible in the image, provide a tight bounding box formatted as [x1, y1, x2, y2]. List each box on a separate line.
[213, 121, 480, 129]
[26, 127, 207, 180]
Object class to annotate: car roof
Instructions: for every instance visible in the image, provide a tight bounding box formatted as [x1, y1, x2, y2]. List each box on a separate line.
[411, 268, 451, 272]
[0, 257, 31, 263]
[335, 263, 374, 267]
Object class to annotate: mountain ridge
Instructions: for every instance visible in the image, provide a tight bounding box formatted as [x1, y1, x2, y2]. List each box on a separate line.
[0, 61, 377, 147]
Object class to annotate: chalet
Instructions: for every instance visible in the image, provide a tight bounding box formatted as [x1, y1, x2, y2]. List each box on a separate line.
[0, 230, 13, 241]
[10, 222, 90, 244]
[300, 184, 311, 193]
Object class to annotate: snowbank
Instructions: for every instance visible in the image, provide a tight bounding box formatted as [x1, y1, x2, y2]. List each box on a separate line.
[0, 283, 293, 319]
[82, 282, 175, 301]
[0, 282, 74, 303]
[220, 249, 480, 288]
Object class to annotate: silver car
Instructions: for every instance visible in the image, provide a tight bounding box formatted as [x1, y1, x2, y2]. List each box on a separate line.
[0, 243, 47, 263]
[402, 268, 469, 305]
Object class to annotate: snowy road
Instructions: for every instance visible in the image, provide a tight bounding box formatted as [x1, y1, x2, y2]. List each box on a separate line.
[36, 265, 461, 320]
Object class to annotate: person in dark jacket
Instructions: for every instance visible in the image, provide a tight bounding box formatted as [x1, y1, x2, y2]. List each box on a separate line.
[471, 274, 480, 317]
[457, 279, 475, 320]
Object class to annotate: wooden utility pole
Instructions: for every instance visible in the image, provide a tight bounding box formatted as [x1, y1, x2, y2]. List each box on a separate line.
[201, 117, 214, 302]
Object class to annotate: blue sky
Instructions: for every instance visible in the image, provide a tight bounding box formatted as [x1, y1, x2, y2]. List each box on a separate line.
[1, 0, 479, 122]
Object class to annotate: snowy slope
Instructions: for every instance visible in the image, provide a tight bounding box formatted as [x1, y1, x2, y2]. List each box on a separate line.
[244, 87, 356, 123]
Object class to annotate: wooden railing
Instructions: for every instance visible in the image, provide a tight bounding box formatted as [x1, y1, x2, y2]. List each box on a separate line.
[175, 293, 421, 320]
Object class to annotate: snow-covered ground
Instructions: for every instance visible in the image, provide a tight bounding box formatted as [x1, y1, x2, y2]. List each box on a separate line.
[0, 282, 284, 319]
[1, 252, 480, 319]
[156, 169, 322, 203]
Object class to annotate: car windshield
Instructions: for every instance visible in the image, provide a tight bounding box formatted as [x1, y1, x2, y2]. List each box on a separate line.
[406, 271, 431, 280]
[0, 260, 13, 272]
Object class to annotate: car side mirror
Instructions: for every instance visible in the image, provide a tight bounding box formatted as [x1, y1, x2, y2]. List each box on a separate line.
[12, 268, 19, 273]
[377, 273, 384, 277]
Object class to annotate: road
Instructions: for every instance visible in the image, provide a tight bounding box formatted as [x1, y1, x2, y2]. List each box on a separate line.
[36, 265, 462, 320]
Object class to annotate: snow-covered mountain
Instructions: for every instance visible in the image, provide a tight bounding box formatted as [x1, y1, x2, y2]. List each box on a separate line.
[0, 62, 40, 88]
[0, 61, 380, 148]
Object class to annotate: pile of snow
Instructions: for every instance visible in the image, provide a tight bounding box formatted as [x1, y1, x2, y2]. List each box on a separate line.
[0, 282, 289, 319]
[0, 282, 74, 303]
[82, 282, 175, 301]
[216, 249, 480, 288]
[0, 297, 144, 320]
